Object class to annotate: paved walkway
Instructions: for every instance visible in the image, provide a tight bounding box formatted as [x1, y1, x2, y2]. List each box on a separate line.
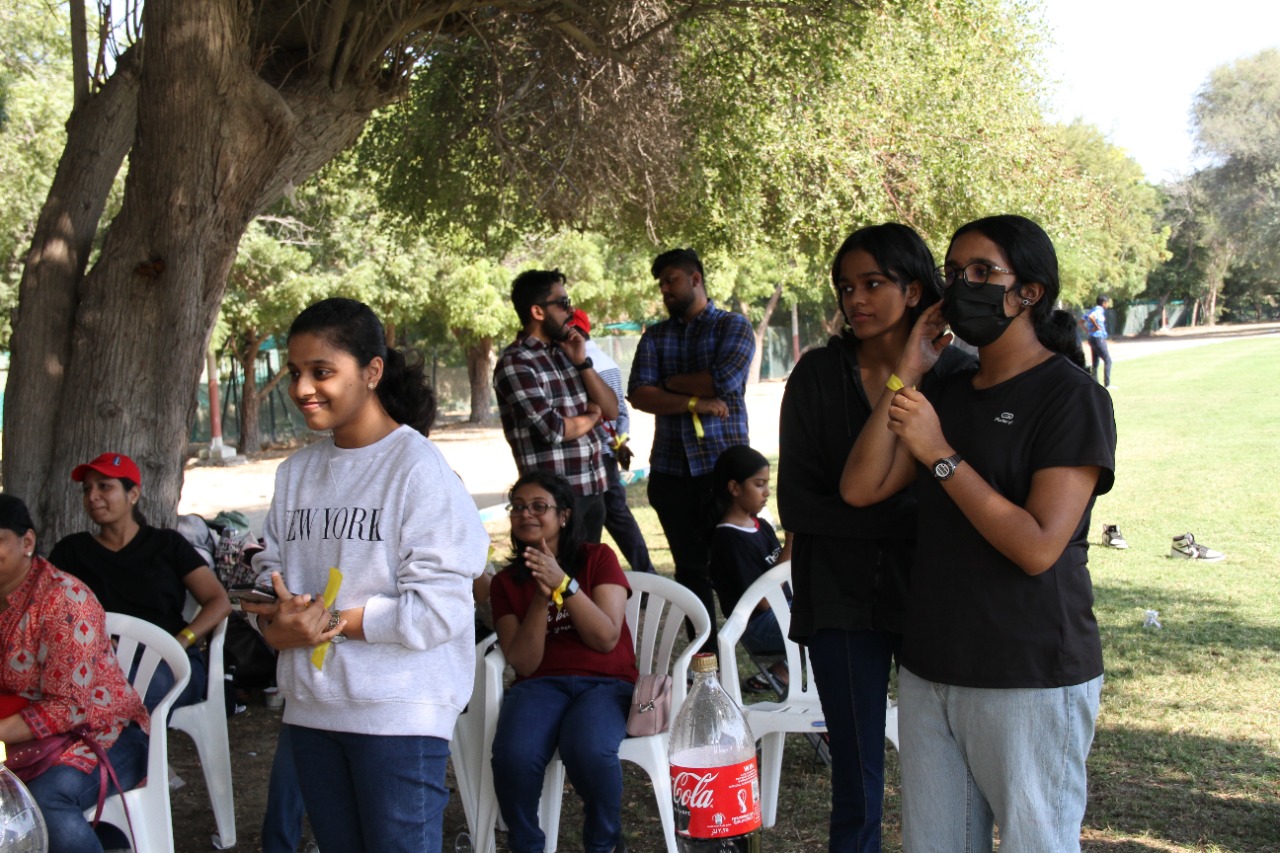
[178, 322, 1280, 533]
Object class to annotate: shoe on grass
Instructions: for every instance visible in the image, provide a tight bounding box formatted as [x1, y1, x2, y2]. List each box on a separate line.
[1170, 532, 1224, 562]
[1102, 524, 1129, 549]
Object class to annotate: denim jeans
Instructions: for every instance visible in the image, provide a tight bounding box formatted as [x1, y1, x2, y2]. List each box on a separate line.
[898, 667, 1103, 853]
[288, 724, 451, 853]
[26, 724, 148, 853]
[491, 675, 633, 853]
[138, 643, 208, 715]
[573, 492, 607, 545]
[602, 453, 655, 573]
[648, 471, 717, 650]
[261, 724, 306, 853]
[807, 628, 900, 853]
[741, 608, 785, 657]
[1088, 337, 1112, 386]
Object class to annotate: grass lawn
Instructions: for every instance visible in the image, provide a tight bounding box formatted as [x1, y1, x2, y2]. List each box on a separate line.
[493, 335, 1280, 852]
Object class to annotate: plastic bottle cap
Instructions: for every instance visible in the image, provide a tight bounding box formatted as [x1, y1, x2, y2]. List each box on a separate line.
[691, 653, 718, 673]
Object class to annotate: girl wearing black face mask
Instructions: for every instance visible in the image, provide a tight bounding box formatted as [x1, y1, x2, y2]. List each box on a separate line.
[840, 215, 1116, 852]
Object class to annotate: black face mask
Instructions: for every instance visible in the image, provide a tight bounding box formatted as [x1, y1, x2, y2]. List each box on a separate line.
[941, 281, 1015, 347]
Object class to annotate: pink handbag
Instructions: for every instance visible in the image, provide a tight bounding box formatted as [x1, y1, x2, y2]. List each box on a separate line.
[626, 674, 673, 737]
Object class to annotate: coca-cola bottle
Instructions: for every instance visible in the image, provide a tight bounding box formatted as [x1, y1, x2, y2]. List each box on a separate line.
[669, 653, 762, 852]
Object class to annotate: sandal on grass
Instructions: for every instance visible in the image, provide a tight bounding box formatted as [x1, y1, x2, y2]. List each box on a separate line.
[743, 673, 774, 693]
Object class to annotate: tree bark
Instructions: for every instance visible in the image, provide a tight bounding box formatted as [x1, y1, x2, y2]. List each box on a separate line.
[4, 3, 386, 542]
[465, 336, 494, 425]
[740, 284, 782, 386]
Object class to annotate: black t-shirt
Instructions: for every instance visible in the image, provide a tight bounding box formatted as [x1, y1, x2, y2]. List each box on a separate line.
[709, 518, 783, 619]
[903, 355, 1116, 688]
[49, 526, 207, 634]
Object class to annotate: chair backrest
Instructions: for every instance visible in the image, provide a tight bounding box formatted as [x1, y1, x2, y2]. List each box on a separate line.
[105, 613, 191, 779]
[716, 561, 817, 705]
[624, 572, 712, 710]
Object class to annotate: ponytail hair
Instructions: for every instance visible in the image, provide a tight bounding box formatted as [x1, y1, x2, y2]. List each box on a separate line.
[117, 479, 148, 526]
[288, 298, 437, 436]
[948, 215, 1063, 353]
[1042, 310, 1086, 367]
[706, 445, 769, 536]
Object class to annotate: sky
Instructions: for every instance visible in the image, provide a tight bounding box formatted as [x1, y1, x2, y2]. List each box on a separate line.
[1036, 0, 1280, 183]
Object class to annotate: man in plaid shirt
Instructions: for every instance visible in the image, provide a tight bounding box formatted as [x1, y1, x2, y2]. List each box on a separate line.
[494, 269, 618, 542]
[628, 248, 755, 648]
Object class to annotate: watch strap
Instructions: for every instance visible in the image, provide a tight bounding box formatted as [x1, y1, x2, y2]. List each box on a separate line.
[932, 453, 963, 481]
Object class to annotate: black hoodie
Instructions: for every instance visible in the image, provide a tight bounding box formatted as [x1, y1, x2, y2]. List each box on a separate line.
[778, 334, 975, 638]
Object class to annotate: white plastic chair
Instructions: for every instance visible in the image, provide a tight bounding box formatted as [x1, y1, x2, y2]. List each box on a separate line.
[169, 594, 236, 848]
[452, 632, 500, 845]
[473, 572, 711, 853]
[90, 612, 192, 853]
[716, 560, 899, 827]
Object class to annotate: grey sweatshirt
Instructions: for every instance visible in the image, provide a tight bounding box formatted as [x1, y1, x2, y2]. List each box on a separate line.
[253, 425, 489, 739]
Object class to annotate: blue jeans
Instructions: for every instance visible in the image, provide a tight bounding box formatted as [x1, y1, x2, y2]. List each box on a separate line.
[1088, 337, 1112, 386]
[139, 643, 208, 714]
[289, 724, 451, 853]
[807, 628, 900, 853]
[898, 667, 1102, 853]
[26, 724, 148, 853]
[602, 453, 655, 573]
[491, 676, 633, 853]
[261, 724, 306, 853]
[742, 608, 785, 657]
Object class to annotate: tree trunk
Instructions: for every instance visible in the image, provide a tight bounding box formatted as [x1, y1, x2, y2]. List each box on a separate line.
[739, 284, 782, 386]
[235, 334, 262, 455]
[4, 2, 387, 543]
[465, 336, 495, 425]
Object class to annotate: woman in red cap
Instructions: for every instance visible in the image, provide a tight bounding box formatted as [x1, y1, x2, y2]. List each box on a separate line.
[49, 451, 231, 710]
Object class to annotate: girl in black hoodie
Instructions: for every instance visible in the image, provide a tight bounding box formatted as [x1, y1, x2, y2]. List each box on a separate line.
[777, 224, 973, 853]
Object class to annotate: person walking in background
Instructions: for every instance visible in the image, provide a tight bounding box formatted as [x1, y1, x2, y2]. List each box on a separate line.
[243, 297, 488, 853]
[628, 248, 754, 649]
[779, 223, 973, 852]
[1083, 294, 1114, 387]
[565, 308, 656, 573]
[842, 215, 1115, 852]
[494, 269, 619, 543]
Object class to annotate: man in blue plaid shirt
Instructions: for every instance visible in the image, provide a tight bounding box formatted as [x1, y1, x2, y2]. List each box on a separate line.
[494, 269, 619, 541]
[628, 249, 754, 648]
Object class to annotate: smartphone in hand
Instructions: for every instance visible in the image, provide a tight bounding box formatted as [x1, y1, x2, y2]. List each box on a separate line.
[228, 583, 278, 609]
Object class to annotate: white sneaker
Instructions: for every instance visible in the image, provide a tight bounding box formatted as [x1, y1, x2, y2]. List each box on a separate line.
[1102, 524, 1129, 549]
[1170, 532, 1224, 561]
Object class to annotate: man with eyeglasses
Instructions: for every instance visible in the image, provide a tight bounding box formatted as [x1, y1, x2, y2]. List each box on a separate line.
[494, 269, 619, 542]
[628, 248, 755, 649]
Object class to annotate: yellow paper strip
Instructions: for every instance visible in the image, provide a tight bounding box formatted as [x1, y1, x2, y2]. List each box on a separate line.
[310, 567, 344, 670]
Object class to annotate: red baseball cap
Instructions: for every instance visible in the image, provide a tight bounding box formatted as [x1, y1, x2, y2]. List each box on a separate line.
[71, 452, 142, 485]
[567, 308, 591, 336]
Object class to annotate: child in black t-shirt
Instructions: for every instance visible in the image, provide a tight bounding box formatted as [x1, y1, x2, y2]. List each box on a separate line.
[708, 445, 791, 692]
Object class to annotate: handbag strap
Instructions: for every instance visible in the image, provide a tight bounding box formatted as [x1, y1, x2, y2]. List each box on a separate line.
[74, 727, 136, 839]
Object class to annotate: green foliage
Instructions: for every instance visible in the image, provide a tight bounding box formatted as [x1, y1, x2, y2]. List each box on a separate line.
[0, 0, 74, 348]
[1148, 49, 1280, 321]
[1046, 121, 1168, 307]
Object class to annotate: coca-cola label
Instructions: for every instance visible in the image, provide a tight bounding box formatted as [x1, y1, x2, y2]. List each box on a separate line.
[670, 758, 762, 838]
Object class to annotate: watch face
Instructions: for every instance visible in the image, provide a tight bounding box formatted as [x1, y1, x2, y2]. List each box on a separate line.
[933, 461, 950, 478]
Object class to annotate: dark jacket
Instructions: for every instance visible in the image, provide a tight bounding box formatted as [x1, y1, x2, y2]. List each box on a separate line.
[778, 334, 975, 639]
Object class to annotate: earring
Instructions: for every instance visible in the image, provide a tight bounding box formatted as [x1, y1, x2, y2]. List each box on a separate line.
[24, 552, 32, 558]
[1021, 299, 1031, 306]
[367, 382, 376, 390]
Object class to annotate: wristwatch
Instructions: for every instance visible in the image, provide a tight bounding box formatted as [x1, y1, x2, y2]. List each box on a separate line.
[931, 453, 963, 481]
[326, 609, 347, 644]
[562, 578, 580, 599]
[574, 357, 594, 372]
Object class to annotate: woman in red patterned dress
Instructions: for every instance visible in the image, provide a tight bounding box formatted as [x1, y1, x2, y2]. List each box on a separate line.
[0, 495, 149, 853]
